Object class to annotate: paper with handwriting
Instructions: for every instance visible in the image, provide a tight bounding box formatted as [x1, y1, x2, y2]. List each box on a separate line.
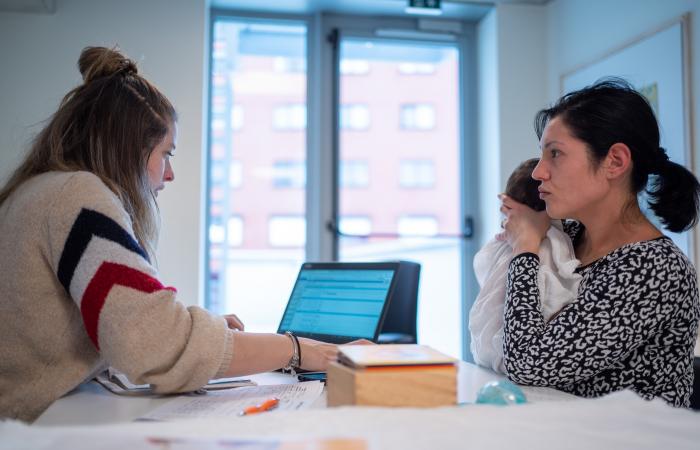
[138, 381, 324, 421]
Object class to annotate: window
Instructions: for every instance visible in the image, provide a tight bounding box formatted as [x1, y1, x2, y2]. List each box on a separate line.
[339, 216, 372, 236]
[340, 160, 369, 188]
[397, 216, 439, 237]
[340, 59, 370, 75]
[212, 118, 226, 137]
[397, 62, 435, 75]
[231, 105, 244, 130]
[273, 104, 306, 130]
[207, 19, 307, 333]
[274, 56, 306, 73]
[268, 216, 306, 247]
[212, 95, 227, 114]
[399, 160, 435, 188]
[207, 14, 475, 360]
[340, 104, 370, 130]
[272, 160, 305, 188]
[227, 216, 244, 247]
[400, 104, 435, 130]
[209, 223, 225, 244]
[229, 161, 242, 188]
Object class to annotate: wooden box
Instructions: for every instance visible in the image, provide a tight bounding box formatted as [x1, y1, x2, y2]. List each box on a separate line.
[327, 359, 457, 407]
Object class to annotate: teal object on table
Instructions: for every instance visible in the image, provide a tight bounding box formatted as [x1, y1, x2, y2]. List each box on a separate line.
[475, 380, 527, 405]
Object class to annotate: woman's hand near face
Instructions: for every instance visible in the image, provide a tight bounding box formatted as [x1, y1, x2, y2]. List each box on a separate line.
[298, 338, 339, 371]
[497, 194, 550, 255]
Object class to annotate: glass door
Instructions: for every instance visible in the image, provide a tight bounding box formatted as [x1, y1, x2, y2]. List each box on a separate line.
[207, 18, 308, 332]
[333, 32, 466, 358]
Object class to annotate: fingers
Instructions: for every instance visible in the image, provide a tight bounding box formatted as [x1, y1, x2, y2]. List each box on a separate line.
[499, 193, 528, 211]
[298, 339, 339, 371]
[224, 314, 245, 331]
[347, 339, 374, 345]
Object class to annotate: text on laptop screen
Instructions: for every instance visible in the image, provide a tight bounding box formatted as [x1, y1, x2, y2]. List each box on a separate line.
[278, 269, 395, 339]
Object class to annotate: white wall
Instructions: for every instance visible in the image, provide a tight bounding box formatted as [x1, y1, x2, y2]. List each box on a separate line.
[0, 0, 208, 306]
[475, 3, 547, 246]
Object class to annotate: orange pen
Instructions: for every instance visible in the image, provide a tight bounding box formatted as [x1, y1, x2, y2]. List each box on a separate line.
[239, 397, 280, 416]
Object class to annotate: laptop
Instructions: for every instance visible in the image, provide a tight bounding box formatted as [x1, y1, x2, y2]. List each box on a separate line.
[277, 262, 400, 344]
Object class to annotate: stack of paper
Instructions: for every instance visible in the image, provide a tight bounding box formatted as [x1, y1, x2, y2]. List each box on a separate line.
[95, 368, 256, 396]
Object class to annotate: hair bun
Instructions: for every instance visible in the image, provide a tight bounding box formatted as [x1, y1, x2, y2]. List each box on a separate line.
[78, 46, 138, 84]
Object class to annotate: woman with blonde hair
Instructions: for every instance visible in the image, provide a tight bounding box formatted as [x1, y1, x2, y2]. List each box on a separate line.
[0, 47, 338, 423]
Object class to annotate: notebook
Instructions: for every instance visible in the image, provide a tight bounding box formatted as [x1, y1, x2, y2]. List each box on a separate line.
[277, 262, 400, 343]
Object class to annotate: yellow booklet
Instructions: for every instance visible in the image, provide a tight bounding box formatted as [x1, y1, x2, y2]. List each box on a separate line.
[337, 344, 457, 368]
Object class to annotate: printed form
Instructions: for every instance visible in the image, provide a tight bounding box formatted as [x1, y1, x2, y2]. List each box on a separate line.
[139, 381, 324, 421]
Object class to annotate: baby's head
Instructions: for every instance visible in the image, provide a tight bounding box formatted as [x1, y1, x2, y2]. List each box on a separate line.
[505, 158, 546, 211]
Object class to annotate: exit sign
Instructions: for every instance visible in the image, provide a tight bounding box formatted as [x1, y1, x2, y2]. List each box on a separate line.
[408, 0, 441, 9]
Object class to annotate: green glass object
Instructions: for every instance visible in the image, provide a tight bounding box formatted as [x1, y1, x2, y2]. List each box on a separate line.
[475, 379, 527, 406]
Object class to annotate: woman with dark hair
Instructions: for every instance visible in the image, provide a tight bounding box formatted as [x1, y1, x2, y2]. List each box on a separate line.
[470, 158, 581, 374]
[499, 78, 700, 407]
[0, 47, 342, 423]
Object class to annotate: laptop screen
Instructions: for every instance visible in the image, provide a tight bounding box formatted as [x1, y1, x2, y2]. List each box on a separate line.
[277, 262, 399, 343]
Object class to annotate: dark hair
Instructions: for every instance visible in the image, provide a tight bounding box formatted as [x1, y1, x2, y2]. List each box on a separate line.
[0, 46, 177, 257]
[506, 158, 545, 211]
[534, 77, 699, 232]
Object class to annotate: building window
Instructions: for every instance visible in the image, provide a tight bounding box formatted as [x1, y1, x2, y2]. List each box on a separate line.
[211, 144, 226, 160]
[209, 222, 225, 244]
[268, 216, 306, 247]
[272, 161, 305, 188]
[340, 104, 370, 130]
[273, 56, 306, 73]
[212, 94, 227, 114]
[229, 160, 243, 188]
[399, 160, 435, 188]
[397, 215, 439, 237]
[231, 105, 244, 130]
[273, 104, 306, 130]
[340, 59, 370, 75]
[397, 62, 435, 75]
[400, 104, 435, 130]
[339, 216, 372, 236]
[212, 118, 227, 137]
[227, 216, 244, 247]
[340, 160, 370, 188]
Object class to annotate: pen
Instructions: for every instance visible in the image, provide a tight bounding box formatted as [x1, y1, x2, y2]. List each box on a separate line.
[239, 397, 280, 416]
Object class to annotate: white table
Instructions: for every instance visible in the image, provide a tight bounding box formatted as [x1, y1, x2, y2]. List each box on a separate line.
[35, 362, 507, 426]
[3, 363, 697, 450]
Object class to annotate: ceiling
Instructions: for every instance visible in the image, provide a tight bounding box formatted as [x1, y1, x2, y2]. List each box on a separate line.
[210, 0, 551, 21]
[0, 0, 551, 19]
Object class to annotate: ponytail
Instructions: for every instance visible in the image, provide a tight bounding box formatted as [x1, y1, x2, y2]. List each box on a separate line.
[647, 159, 700, 232]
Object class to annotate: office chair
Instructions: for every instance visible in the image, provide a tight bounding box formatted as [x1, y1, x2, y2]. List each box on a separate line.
[378, 261, 421, 344]
[690, 357, 700, 410]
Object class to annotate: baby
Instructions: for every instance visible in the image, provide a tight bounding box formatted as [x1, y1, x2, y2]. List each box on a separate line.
[469, 158, 582, 374]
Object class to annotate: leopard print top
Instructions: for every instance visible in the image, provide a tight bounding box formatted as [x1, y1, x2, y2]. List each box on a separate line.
[503, 221, 699, 407]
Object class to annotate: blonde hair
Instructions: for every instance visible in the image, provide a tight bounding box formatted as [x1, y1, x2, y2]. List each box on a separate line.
[0, 46, 177, 258]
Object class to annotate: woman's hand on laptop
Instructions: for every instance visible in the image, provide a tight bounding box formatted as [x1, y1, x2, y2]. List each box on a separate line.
[297, 338, 374, 371]
[298, 337, 338, 371]
[224, 314, 245, 331]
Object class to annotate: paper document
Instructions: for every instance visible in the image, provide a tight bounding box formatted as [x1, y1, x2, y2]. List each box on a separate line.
[95, 369, 256, 396]
[139, 381, 324, 421]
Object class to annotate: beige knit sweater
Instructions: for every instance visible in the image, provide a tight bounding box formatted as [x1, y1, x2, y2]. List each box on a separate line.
[0, 171, 234, 422]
